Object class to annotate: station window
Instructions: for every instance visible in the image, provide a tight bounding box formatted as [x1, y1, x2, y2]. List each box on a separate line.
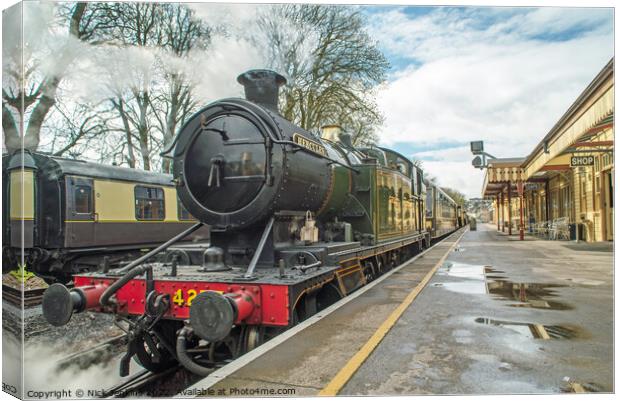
[560, 186, 571, 219]
[396, 159, 409, 175]
[135, 186, 165, 220]
[594, 174, 601, 210]
[580, 179, 587, 213]
[74, 186, 92, 214]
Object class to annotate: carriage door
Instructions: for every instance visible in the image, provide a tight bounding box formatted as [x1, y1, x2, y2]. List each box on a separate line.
[66, 177, 95, 247]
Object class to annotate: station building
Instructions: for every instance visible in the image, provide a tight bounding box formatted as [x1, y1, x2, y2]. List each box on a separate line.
[482, 58, 613, 242]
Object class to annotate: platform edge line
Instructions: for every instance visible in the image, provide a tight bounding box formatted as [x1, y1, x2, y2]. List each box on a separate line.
[318, 230, 466, 396]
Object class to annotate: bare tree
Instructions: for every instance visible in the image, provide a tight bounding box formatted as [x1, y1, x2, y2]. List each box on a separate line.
[256, 5, 388, 139]
[150, 4, 210, 172]
[100, 2, 163, 171]
[2, 2, 111, 153]
[89, 2, 209, 171]
[43, 100, 116, 158]
[442, 187, 467, 206]
[337, 100, 383, 146]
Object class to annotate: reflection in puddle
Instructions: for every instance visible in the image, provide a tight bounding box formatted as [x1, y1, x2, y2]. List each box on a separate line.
[437, 262, 487, 279]
[560, 378, 606, 393]
[475, 318, 581, 340]
[435, 262, 571, 310]
[436, 262, 487, 294]
[441, 281, 487, 294]
[488, 281, 571, 310]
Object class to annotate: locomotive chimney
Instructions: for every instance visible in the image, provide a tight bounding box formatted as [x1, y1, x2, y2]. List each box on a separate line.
[237, 69, 287, 112]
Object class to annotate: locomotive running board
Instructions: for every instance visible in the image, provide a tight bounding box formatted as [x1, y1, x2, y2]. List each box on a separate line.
[180, 227, 467, 395]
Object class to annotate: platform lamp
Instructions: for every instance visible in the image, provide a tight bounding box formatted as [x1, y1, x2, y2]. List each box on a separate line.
[470, 141, 497, 169]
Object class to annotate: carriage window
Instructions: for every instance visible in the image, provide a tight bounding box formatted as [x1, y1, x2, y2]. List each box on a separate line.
[135, 186, 165, 220]
[178, 197, 193, 221]
[425, 190, 433, 218]
[74, 186, 92, 214]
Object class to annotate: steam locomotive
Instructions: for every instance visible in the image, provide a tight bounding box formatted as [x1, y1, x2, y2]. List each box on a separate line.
[41, 70, 464, 377]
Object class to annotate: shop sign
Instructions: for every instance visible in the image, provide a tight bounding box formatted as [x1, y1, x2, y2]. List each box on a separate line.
[570, 155, 595, 167]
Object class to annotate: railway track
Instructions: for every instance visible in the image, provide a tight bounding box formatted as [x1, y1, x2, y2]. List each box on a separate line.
[101, 368, 164, 398]
[55, 335, 128, 371]
[100, 366, 205, 398]
[95, 352, 234, 398]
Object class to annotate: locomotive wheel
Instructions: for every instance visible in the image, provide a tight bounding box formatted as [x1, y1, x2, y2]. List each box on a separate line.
[133, 322, 180, 373]
[363, 261, 376, 282]
[243, 326, 262, 352]
[239, 325, 285, 354]
[133, 334, 177, 373]
[316, 283, 343, 312]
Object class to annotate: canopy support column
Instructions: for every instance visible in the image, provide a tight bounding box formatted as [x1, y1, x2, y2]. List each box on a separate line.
[496, 194, 500, 231]
[507, 181, 512, 235]
[518, 181, 524, 240]
[500, 191, 505, 232]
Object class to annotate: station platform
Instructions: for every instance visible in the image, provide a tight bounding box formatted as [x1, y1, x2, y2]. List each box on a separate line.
[185, 224, 613, 396]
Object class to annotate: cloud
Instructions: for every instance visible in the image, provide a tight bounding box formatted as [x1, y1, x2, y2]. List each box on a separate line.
[190, 36, 265, 102]
[369, 6, 613, 197]
[414, 146, 486, 198]
[188, 3, 262, 31]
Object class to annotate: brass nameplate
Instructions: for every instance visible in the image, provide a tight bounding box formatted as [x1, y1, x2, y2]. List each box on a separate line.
[292, 133, 327, 156]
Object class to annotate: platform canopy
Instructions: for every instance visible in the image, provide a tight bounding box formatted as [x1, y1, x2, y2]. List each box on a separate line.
[481, 158, 525, 198]
[481, 58, 614, 198]
[521, 60, 614, 181]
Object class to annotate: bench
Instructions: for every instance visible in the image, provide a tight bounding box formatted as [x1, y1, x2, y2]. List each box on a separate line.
[549, 217, 570, 240]
[533, 221, 549, 238]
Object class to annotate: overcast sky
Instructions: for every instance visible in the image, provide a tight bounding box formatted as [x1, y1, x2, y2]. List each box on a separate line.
[363, 5, 613, 198]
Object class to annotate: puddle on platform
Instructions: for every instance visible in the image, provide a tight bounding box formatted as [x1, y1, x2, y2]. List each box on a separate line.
[437, 262, 492, 279]
[488, 281, 572, 310]
[560, 378, 606, 393]
[565, 278, 606, 286]
[435, 262, 571, 310]
[474, 318, 582, 340]
[438, 281, 487, 294]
